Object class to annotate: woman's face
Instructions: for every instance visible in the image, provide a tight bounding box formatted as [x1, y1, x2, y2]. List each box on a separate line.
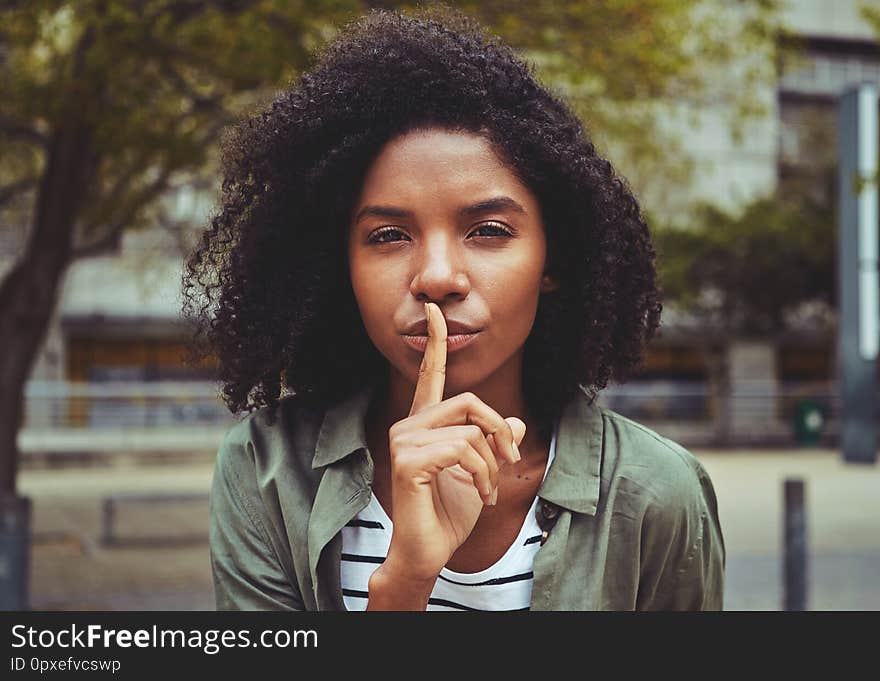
[347, 128, 555, 395]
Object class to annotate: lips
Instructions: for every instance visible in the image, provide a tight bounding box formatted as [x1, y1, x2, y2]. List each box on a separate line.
[400, 318, 482, 336]
[400, 315, 483, 355]
[402, 331, 481, 353]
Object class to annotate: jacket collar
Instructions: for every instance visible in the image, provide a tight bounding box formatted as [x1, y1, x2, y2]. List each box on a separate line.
[537, 385, 603, 515]
[310, 382, 603, 515]
[311, 384, 376, 469]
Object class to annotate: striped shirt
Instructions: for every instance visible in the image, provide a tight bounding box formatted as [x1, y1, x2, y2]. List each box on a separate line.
[341, 427, 557, 611]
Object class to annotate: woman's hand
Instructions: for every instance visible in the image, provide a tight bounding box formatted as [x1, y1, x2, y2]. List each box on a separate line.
[377, 301, 526, 584]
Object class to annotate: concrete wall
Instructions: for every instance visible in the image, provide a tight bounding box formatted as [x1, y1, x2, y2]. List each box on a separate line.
[641, 0, 877, 222]
[782, 0, 876, 40]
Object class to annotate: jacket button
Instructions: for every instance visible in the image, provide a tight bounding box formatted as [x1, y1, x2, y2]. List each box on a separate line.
[540, 502, 559, 520]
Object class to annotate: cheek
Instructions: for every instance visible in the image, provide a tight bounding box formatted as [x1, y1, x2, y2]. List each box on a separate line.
[483, 248, 544, 303]
[491, 281, 541, 336]
[349, 258, 399, 336]
[482, 256, 544, 337]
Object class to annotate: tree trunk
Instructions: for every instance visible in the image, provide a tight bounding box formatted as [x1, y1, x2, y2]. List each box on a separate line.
[0, 124, 97, 494]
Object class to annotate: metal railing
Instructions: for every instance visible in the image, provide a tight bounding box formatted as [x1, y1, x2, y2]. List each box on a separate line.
[20, 379, 846, 449]
[597, 379, 841, 446]
[23, 381, 231, 430]
[598, 380, 715, 421]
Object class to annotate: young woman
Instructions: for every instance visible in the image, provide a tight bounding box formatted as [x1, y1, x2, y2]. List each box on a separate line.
[183, 8, 725, 611]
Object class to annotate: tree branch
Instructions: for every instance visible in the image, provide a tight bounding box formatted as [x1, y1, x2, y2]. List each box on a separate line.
[149, 0, 258, 26]
[155, 209, 193, 257]
[74, 98, 227, 260]
[0, 176, 37, 209]
[0, 115, 49, 148]
[73, 168, 174, 259]
[68, 224, 124, 259]
[88, 150, 155, 225]
[158, 60, 224, 112]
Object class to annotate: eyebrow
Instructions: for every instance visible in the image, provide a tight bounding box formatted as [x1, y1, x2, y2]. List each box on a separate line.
[461, 196, 527, 217]
[354, 195, 527, 224]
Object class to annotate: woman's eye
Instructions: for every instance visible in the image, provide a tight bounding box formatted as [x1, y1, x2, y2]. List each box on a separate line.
[368, 227, 409, 244]
[470, 222, 513, 238]
[367, 223, 513, 244]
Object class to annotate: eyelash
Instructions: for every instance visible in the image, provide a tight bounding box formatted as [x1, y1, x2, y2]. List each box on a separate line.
[367, 222, 514, 244]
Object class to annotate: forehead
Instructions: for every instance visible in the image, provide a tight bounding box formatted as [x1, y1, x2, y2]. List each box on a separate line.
[355, 128, 532, 204]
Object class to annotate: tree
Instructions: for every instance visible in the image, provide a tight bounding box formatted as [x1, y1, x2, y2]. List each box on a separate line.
[0, 0, 784, 499]
[467, 0, 789, 209]
[0, 0, 366, 498]
[652, 182, 836, 337]
[864, 2, 880, 35]
[651, 0, 880, 339]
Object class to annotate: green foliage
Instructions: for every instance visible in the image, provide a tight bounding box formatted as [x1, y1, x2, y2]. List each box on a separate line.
[456, 0, 788, 202]
[863, 2, 880, 34]
[0, 0, 786, 253]
[0, 0, 372, 249]
[652, 0, 880, 337]
[652, 190, 835, 336]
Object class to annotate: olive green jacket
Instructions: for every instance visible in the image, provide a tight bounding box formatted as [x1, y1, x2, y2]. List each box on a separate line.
[209, 384, 726, 611]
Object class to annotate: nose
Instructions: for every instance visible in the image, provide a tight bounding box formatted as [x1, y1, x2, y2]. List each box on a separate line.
[409, 232, 471, 303]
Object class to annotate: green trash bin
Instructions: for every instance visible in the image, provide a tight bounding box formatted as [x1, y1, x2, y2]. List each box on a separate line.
[793, 399, 824, 446]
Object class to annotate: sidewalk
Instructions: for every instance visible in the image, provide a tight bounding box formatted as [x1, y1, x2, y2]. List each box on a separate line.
[697, 449, 880, 610]
[16, 448, 880, 611]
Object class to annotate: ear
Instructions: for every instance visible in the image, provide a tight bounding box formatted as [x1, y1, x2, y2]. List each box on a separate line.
[540, 274, 559, 293]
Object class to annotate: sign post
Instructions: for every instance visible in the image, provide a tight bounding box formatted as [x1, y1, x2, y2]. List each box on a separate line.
[838, 84, 879, 465]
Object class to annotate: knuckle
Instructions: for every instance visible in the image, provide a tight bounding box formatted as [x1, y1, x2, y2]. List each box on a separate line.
[494, 418, 513, 440]
[388, 431, 403, 451]
[388, 432, 414, 458]
[391, 464, 412, 484]
[465, 424, 483, 441]
[464, 456, 483, 475]
[452, 438, 470, 454]
[389, 420, 416, 443]
[391, 450, 416, 475]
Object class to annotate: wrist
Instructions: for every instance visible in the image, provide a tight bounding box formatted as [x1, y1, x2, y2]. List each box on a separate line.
[366, 558, 438, 611]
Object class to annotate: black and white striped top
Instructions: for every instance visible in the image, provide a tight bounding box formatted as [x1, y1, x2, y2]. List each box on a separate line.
[340, 428, 557, 611]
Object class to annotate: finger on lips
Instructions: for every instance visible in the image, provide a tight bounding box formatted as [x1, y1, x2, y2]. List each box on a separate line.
[405, 301, 523, 505]
[408, 302, 447, 417]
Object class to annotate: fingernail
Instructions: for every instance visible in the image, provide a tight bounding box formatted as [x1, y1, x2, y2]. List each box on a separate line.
[512, 441, 521, 462]
[490, 488, 498, 506]
[424, 302, 431, 324]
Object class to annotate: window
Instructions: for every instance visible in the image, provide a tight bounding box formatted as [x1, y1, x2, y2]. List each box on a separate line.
[777, 37, 880, 202]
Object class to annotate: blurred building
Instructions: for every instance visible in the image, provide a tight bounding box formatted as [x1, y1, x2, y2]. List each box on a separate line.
[9, 0, 880, 449]
[605, 0, 878, 445]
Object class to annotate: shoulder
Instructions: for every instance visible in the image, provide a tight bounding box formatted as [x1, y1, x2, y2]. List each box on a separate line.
[214, 392, 322, 480]
[598, 406, 716, 515]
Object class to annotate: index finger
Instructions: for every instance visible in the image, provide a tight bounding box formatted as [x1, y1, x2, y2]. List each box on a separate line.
[409, 301, 447, 416]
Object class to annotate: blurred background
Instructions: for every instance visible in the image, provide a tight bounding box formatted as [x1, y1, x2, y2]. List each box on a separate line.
[1, 0, 878, 611]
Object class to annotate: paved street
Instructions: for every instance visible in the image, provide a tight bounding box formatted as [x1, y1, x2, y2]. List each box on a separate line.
[16, 447, 880, 611]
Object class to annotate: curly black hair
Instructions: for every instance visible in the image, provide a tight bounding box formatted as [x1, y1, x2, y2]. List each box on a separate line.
[182, 7, 662, 443]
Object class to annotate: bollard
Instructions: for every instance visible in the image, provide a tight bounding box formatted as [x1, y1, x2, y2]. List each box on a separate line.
[783, 478, 807, 611]
[0, 494, 31, 611]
